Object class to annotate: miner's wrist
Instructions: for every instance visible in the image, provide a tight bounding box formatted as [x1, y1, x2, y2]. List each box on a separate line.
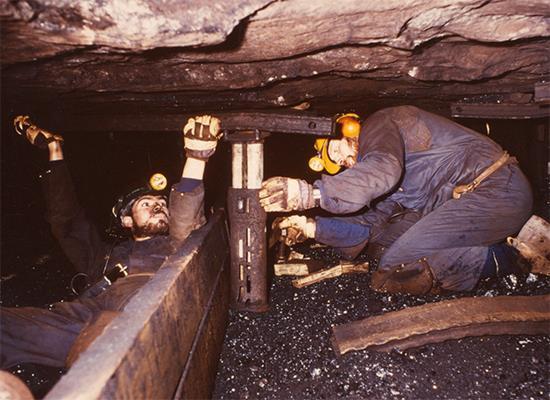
[312, 186, 321, 208]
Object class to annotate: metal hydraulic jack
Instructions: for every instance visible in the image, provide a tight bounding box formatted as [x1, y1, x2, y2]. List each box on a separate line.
[222, 112, 341, 312]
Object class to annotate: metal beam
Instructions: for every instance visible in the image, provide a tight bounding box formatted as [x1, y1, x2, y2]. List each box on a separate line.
[62, 112, 336, 136]
[451, 103, 549, 119]
[221, 112, 334, 136]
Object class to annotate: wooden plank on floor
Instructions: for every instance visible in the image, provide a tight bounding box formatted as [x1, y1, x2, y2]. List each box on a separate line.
[371, 321, 550, 352]
[45, 211, 230, 400]
[332, 294, 550, 355]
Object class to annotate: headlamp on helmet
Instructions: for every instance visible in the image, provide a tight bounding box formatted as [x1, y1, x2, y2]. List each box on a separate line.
[112, 172, 168, 221]
[308, 113, 361, 174]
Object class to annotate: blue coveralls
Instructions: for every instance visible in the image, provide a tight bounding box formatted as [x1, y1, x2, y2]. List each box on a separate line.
[313, 106, 532, 291]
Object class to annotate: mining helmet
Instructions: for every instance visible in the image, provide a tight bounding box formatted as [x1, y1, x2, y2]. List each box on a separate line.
[112, 173, 168, 221]
[309, 113, 361, 174]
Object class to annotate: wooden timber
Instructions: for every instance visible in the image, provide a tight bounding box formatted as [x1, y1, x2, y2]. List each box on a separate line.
[274, 259, 324, 277]
[332, 294, 550, 355]
[45, 211, 230, 400]
[292, 262, 369, 288]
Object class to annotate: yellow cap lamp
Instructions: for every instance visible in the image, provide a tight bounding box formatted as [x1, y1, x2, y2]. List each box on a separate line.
[308, 113, 361, 174]
[112, 172, 169, 220]
[149, 172, 168, 191]
[309, 138, 340, 174]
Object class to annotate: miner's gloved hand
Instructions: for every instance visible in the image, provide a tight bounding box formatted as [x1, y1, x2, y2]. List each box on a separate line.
[276, 215, 316, 246]
[183, 115, 222, 160]
[14, 115, 64, 148]
[259, 177, 316, 212]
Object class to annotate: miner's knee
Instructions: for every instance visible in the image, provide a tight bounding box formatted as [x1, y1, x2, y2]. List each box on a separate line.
[336, 239, 369, 261]
[371, 258, 440, 295]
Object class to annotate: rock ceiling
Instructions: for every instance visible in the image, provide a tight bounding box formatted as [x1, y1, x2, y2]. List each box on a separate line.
[1, 0, 549, 126]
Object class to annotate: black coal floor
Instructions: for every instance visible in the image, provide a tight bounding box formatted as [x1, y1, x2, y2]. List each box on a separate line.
[3, 244, 549, 399]
[213, 246, 550, 400]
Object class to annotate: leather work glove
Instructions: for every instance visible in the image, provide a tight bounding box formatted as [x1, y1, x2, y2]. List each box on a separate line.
[14, 115, 64, 148]
[183, 115, 222, 160]
[259, 177, 315, 212]
[276, 215, 316, 246]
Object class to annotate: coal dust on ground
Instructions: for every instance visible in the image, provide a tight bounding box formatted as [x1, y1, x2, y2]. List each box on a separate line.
[213, 244, 550, 400]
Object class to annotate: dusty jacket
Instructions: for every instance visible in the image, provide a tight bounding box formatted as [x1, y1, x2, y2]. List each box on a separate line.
[315, 105, 506, 215]
[0, 162, 207, 369]
[41, 161, 206, 281]
[313, 105, 533, 261]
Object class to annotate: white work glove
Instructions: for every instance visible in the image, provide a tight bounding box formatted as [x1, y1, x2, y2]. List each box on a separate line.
[183, 115, 222, 160]
[277, 215, 316, 246]
[259, 177, 315, 212]
[14, 115, 64, 149]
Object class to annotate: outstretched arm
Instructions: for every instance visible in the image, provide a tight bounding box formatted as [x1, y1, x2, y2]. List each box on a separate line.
[259, 109, 404, 215]
[313, 110, 404, 214]
[13, 117, 107, 281]
[48, 140, 64, 161]
[168, 115, 222, 243]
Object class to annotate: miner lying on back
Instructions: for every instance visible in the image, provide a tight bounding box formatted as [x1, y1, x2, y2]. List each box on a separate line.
[1, 115, 222, 369]
[260, 105, 533, 294]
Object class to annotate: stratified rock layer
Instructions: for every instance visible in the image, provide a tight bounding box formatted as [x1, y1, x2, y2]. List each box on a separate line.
[1, 0, 549, 116]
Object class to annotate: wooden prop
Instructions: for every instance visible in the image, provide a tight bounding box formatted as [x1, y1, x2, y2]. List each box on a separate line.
[274, 250, 324, 276]
[332, 294, 550, 355]
[292, 261, 369, 288]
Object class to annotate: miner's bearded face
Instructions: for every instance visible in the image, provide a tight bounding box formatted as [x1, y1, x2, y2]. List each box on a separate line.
[124, 195, 169, 240]
[327, 137, 359, 168]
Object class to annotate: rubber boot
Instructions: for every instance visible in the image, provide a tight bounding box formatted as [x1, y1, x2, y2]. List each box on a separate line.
[371, 258, 439, 295]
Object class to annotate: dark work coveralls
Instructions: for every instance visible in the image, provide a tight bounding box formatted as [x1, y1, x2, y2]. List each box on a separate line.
[1, 161, 206, 368]
[313, 106, 532, 291]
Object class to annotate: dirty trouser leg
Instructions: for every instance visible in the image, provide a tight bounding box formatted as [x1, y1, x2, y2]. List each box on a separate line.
[64, 275, 152, 366]
[364, 209, 422, 261]
[314, 198, 419, 260]
[314, 216, 371, 259]
[0, 300, 98, 368]
[315, 207, 421, 260]
[376, 164, 532, 292]
[0, 275, 150, 369]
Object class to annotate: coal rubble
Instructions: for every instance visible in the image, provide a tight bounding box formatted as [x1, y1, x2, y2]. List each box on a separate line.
[1, 243, 74, 398]
[213, 245, 550, 399]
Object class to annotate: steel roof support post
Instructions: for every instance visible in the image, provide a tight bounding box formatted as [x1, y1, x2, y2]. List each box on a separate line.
[226, 131, 270, 312]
